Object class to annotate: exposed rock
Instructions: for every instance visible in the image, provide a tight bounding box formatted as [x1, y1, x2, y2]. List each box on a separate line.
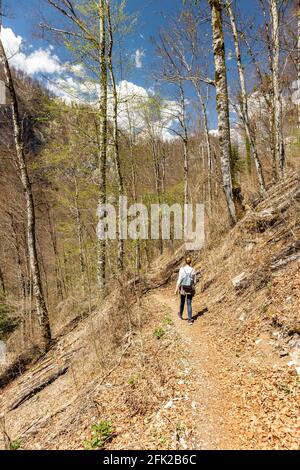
[231, 272, 248, 290]
[271, 241, 300, 270]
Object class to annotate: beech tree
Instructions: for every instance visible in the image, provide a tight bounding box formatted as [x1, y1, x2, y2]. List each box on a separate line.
[0, 27, 52, 350]
[107, 0, 125, 273]
[97, 0, 108, 297]
[44, 0, 109, 298]
[155, 28, 191, 208]
[226, 1, 266, 196]
[270, 0, 286, 177]
[208, 0, 237, 225]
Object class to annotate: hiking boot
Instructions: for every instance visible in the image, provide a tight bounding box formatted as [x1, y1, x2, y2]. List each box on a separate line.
[178, 312, 183, 320]
[188, 319, 194, 325]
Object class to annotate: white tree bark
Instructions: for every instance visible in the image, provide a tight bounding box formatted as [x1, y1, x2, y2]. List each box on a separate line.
[193, 80, 213, 213]
[179, 82, 189, 208]
[258, 0, 278, 181]
[97, 0, 108, 297]
[209, 0, 237, 225]
[270, 0, 285, 177]
[125, 102, 141, 271]
[227, 2, 266, 196]
[0, 35, 51, 350]
[107, 0, 125, 273]
[297, 0, 300, 132]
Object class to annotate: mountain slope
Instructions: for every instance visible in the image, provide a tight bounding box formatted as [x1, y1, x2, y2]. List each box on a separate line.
[0, 173, 299, 450]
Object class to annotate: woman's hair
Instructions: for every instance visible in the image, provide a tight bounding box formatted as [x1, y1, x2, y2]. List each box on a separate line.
[185, 256, 192, 265]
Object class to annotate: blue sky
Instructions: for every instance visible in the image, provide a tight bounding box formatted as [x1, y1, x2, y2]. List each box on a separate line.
[1, 0, 263, 130]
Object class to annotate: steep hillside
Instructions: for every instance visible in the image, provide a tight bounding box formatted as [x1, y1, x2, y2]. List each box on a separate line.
[0, 173, 299, 450]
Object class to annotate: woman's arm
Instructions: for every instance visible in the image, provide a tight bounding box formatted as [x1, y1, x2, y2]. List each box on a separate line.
[175, 268, 183, 294]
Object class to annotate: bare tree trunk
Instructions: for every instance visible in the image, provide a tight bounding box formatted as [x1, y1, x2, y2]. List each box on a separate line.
[150, 139, 163, 255]
[179, 82, 189, 207]
[97, 0, 108, 298]
[246, 0, 278, 182]
[193, 80, 213, 212]
[259, 0, 278, 181]
[0, 266, 6, 296]
[270, 0, 285, 177]
[152, 141, 162, 203]
[226, 2, 266, 196]
[8, 212, 26, 302]
[161, 150, 166, 195]
[209, 0, 237, 225]
[74, 174, 85, 293]
[45, 203, 63, 301]
[298, 0, 300, 130]
[125, 100, 141, 271]
[0, 36, 51, 350]
[107, 0, 125, 273]
[200, 143, 206, 202]
[130, 144, 141, 270]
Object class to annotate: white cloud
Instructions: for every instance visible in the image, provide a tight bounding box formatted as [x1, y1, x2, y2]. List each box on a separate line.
[133, 49, 145, 69]
[109, 80, 180, 141]
[0, 26, 62, 75]
[0, 27, 178, 141]
[209, 129, 219, 137]
[209, 127, 245, 149]
[112, 80, 150, 131]
[12, 48, 61, 75]
[0, 26, 22, 57]
[47, 76, 99, 105]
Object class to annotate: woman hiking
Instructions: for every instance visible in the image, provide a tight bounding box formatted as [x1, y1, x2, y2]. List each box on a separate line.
[175, 256, 196, 325]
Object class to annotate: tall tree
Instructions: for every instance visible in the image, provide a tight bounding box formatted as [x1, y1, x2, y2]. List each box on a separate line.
[270, 0, 286, 176]
[226, 1, 267, 196]
[155, 28, 191, 207]
[208, 0, 237, 225]
[193, 82, 213, 213]
[97, 0, 108, 297]
[45, 0, 109, 298]
[245, 1, 277, 181]
[157, 9, 214, 212]
[107, 0, 125, 273]
[297, 0, 300, 130]
[0, 27, 52, 350]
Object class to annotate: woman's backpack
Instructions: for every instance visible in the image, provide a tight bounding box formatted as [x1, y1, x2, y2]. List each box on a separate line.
[180, 268, 195, 294]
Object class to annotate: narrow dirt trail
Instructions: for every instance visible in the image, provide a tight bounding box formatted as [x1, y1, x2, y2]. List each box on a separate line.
[148, 285, 245, 450]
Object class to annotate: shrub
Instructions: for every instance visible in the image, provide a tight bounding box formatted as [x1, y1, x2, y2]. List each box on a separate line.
[154, 327, 165, 340]
[10, 439, 22, 450]
[83, 420, 114, 450]
[163, 317, 174, 326]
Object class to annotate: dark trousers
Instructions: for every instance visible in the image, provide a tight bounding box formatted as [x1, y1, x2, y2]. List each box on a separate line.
[180, 294, 193, 320]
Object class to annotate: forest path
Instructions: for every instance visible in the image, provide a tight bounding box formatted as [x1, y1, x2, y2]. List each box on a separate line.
[148, 284, 245, 450]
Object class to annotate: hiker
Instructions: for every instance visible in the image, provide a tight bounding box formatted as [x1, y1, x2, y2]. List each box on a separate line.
[175, 256, 196, 325]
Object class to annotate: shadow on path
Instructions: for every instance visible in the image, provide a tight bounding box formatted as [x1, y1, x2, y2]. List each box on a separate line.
[193, 307, 208, 321]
